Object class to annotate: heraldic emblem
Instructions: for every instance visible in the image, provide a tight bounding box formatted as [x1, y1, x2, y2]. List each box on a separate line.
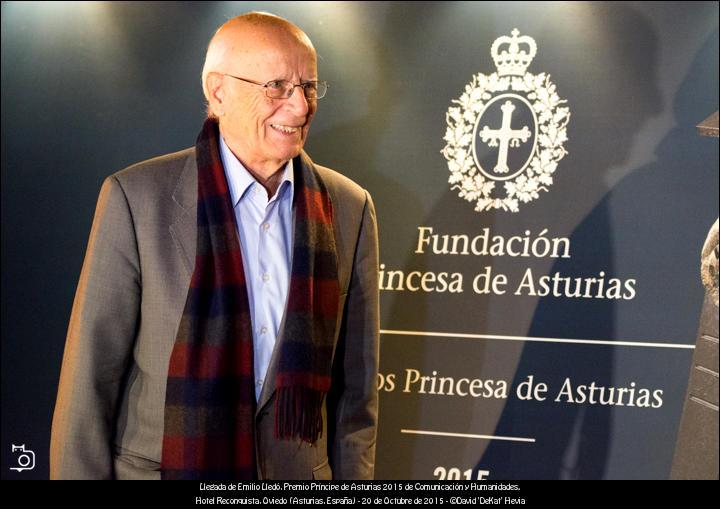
[441, 29, 570, 212]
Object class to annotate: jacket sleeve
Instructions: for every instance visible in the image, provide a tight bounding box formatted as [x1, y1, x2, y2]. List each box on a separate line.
[50, 176, 141, 479]
[329, 190, 380, 479]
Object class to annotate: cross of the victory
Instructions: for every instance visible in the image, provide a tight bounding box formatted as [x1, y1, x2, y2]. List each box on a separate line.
[478, 100, 532, 174]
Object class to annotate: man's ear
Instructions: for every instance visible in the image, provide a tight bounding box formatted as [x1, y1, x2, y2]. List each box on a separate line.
[206, 72, 226, 117]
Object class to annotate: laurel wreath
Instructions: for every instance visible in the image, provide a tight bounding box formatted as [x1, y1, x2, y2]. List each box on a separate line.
[441, 72, 570, 212]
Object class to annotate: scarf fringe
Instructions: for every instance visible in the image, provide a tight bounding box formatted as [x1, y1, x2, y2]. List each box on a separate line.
[275, 385, 326, 443]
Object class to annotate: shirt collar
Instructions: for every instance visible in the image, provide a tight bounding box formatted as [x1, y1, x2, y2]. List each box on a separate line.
[219, 134, 294, 208]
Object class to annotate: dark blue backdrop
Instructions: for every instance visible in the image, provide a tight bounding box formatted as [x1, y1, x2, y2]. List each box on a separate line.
[2, 1, 718, 479]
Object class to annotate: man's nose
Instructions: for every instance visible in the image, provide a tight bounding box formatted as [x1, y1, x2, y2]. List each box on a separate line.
[285, 85, 310, 115]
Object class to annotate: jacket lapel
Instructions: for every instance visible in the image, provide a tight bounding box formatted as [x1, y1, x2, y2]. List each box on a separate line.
[169, 152, 198, 276]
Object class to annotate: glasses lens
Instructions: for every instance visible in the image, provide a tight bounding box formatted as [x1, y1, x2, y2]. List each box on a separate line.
[264, 80, 328, 99]
[265, 80, 291, 99]
[312, 81, 327, 99]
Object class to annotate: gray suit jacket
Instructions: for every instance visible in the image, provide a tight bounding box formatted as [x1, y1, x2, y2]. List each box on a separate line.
[50, 147, 379, 480]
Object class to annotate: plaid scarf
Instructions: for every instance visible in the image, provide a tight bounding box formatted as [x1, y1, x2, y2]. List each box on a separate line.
[161, 118, 339, 480]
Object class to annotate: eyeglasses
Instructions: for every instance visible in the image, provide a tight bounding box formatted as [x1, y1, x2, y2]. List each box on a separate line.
[222, 73, 328, 100]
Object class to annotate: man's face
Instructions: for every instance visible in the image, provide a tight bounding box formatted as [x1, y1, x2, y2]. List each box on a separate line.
[219, 32, 318, 173]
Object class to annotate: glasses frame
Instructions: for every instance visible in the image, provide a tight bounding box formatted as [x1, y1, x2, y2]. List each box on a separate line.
[222, 73, 328, 100]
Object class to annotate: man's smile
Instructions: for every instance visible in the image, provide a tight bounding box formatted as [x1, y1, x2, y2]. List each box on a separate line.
[270, 123, 301, 134]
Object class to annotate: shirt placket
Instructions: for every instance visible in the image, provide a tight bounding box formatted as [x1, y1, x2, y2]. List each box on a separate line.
[253, 186, 284, 399]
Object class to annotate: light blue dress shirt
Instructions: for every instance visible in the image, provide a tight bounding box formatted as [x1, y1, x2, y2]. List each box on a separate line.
[219, 135, 294, 401]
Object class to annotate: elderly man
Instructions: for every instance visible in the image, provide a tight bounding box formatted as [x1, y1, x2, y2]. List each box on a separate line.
[50, 12, 379, 480]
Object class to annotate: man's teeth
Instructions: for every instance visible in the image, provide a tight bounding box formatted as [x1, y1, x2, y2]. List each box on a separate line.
[271, 124, 299, 134]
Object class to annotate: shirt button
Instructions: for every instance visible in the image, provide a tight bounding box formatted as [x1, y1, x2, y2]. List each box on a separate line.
[256, 379, 263, 387]
[262, 273, 270, 282]
[260, 326, 268, 334]
[262, 223, 270, 231]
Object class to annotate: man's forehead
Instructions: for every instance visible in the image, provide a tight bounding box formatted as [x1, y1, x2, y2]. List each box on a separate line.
[224, 31, 313, 65]
[222, 22, 313, 55]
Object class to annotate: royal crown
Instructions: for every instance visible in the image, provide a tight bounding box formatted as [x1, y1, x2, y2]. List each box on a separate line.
[491, 29, 537, 76]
